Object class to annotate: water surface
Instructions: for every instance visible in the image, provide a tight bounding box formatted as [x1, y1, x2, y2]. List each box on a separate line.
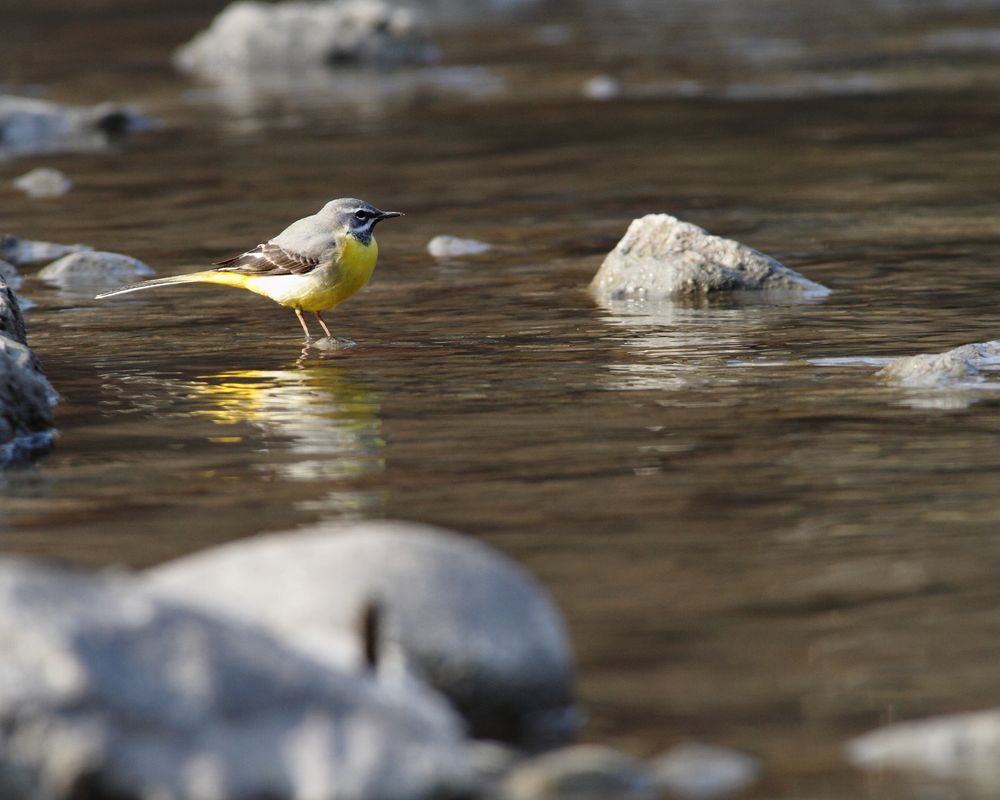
[5, 1, 1000, 797]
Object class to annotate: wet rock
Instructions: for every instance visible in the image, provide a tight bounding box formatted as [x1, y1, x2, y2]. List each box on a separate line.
[175, 0, 435, 79]
[12, 166, 72, 198]
[0, 276, 28, 345]
[652, 743, 761, 800]
[877, 340, 1000, 387]
[39, 250, 154, 289]
[0, 234, 91, 267]
[0, 94, 148, 157]
[0, 260, 21, 291]
[505, 745, 660, 800]
[428, 235, 492, 258]
[0, 556, 471, 800]
[148, 521, 579, 747]
[847, 709, 1000, 786]
[0, 337, 57, 465]
[590, 214, 829, 301]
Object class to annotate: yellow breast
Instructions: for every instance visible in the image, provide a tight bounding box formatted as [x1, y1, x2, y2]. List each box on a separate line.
[236, 235, 379, 312]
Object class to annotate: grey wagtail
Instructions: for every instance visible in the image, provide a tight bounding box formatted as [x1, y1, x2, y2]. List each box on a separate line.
[95, 198, 402, 339]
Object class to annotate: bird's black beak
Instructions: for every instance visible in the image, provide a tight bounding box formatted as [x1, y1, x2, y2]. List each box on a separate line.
[378, 211, 403, 220]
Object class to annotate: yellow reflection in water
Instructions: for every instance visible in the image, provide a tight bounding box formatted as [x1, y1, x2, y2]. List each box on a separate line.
[184, 362, 385, 515]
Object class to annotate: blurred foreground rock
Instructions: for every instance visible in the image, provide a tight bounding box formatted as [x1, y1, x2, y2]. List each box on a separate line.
[13, 167, 72, 198]
[0, 557, 470, 800]
[39, 250, 155, 289]
[428, 235, 492, 258]
[149, 521, 580, 747]
[175, 0, 434, 79]
[0, 275, 56, 465]
[878, 340, 1000, 388]
[0, 234, 91, 267]
[847, 709, 1000, 788]
[0, 95, 148, 158]
[590, 214, 828, 301]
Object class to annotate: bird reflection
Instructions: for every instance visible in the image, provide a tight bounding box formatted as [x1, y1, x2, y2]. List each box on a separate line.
[183, 358, 385, 515]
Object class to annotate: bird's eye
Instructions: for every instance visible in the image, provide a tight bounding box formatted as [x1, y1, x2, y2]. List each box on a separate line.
[353, 210, 370, 222]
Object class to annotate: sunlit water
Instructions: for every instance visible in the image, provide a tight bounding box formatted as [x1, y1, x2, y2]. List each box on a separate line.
[5, 1, 1000, 797]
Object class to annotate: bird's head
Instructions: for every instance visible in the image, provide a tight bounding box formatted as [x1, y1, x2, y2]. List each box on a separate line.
[323, 198, 403, 246]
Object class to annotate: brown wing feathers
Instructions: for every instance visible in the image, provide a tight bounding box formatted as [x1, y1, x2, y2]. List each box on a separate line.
[212, 242, 320, 276]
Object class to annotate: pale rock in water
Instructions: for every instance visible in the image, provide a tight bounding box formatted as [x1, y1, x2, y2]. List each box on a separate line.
[847, 708, 1000, 787]
[582, 74, 622, 100]
[175, 0, 434, 79]
[590, 214, 829, 301]
[427, 235, 492, 258]
[0, 234, 91, 267]
[877, 339, 1000, 387]
[39, 250, 154, 289]
[148, 520, 580, 747]
[12, 167, 72, 198]
[0, 94, 147, 157]
[0, 556, 471, 800]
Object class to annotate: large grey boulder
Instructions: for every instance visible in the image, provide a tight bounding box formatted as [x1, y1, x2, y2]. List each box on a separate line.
[847, 709, 1000, 788]
[878, 340, 1000, 387]
[0, 556, 470, 800]
[0, 234, 91, 267]
[590, 214, 828, 301]
[175, 0, 434, 79]
[0, 95, 147, 158]
[39, 250, 154, 289]
[148, 521, 579, 747]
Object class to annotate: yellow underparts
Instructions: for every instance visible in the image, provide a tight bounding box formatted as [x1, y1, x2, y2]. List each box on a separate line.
[190, 235, 379, 313]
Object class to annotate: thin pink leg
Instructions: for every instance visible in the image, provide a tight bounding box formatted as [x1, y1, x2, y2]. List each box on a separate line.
[295, 308, 312, 338]
[314, 311, 333, 339]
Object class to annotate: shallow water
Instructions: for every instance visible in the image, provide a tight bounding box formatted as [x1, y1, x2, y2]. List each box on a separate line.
[5, 0, 1000, 796]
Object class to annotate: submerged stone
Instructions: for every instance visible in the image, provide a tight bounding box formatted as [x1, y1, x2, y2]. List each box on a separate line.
[13, 166, 72, 198]
[0, 557, 470, 800]
[504, 745, 660, 800]
[148, 521, 580, 748]
[590, 214, 829, 301]
[175, 0, 434, 79]
[877, 340, 1000, 387]
[427, 235, 492, 258]
[0, 234, 91, 267]
[39, 250, 154, 289]
[0, 94, 147, 158]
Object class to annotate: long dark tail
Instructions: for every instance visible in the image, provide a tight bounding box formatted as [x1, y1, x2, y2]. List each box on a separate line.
[94, 271, 221, 300]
